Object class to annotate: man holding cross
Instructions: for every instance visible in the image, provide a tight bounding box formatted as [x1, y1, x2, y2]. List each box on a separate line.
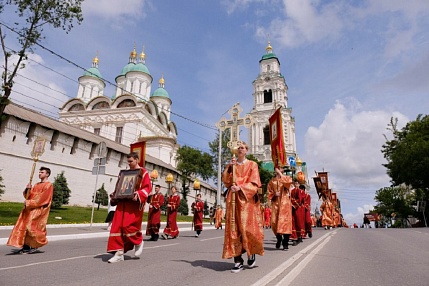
[222, 142, 264, 273]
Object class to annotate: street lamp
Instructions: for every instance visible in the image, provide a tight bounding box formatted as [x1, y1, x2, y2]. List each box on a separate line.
[150, 169, 158, 194]
[165, 172, 174, 196]
[193, 178, 201, 199]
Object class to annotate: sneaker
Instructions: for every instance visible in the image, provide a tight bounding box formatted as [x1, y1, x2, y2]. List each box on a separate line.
[134, 241, 144, 257]
[231, 263, 243, 273]
[27, 248, 38, 254]
[195, 234, 199, 237]
[247, 254, 256, 268]
[107, 226, 111, 231]
[108, 251, 124, 263]
[308, 232, 312, 238]
[161, 233, 168, 240]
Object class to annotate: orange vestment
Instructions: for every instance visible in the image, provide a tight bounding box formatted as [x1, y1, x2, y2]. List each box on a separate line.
[222, 160, 264, 259]
[320, 200, 334, 227]
[7, 181, 53, 248]
[215, 208, 223, 229]
[268, 175, 292, 235]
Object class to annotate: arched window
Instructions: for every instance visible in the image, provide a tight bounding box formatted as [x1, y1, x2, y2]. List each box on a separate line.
[117, 99, 136, 108]
[263, 125, 270, 145]
[92, 101, 110, 110]
[264, 89, 272, 103]
[69, 103, 85, 111]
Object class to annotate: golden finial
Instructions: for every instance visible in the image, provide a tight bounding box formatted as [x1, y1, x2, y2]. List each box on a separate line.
[139, 45, 146, 60]
[92, 51, 99, 67]
[130, 44, 137, 59]
[159, 73, 165, 85]
[266, 39, 273, 54]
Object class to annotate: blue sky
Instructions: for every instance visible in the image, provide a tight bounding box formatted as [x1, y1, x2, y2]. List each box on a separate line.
[3, 0, 429, 225]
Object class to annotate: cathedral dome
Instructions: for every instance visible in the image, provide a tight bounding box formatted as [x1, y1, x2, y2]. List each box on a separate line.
[151, 86, 169, 98]
[83, 67, 103, 79]
[129, 62, 151, 75]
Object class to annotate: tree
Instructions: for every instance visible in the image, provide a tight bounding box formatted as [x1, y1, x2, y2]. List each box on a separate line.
[0, 0, 84, 117]
[52, 171, 71, 208]
[178, 198, 189, 216]
[0, 169, 5, 197]
[374, 185, 416, 227]
[92, 183, 108, 210]
[176, 145, 215, 201]
[161, 193, 168, 215]
[382, 115, 429, 192]
[208, 130, 231, 186]
[203, 199, 209, 218]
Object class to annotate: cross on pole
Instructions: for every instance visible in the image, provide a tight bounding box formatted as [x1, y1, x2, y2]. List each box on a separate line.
[216, 103, 253, 154]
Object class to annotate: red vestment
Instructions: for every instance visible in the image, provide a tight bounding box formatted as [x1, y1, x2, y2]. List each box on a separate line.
[264, 207, 271, 228]
[193, 200, 204, 231]
[290, 187, 306, 240]
[267, 175, 292, 235]
[107, 168, 151, 253]
[222, 159, 264, 259]
[304, 193, 312, 237]
[7, 181, 53, 249]
[163, 193, 180, 237]
[146, 192, 165, 236]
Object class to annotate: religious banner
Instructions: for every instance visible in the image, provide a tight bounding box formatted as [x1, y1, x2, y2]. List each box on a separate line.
[331, 192, 337, 206]
[268, 107, 286, 168]
[130, 141, 146, 167]
[313, 177, 323, 199]
[317, 172, 329, 192]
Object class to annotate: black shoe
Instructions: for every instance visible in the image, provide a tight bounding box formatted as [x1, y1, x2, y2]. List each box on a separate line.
[282, 246, 288, 251]
[275, 234, 282, 249]
[231, 263, 243, 273]
[298, 237, 303, 243]
[292, 240, 299, 246]
[308, 232, 312, 238]
[27, 248, 38, 254]
[247, 254, 256, 268]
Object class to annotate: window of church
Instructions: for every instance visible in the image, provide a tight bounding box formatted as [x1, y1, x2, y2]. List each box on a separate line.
[264, 89, 272, 103]
[93, 101, 110, 110]
[117, 99, 136, 108]
[115, 127, 123, 143]
[94, 128, 100, 135]
[69, 103, 85, 112]
[267, 65, 270, 71]
[263, 125, 270, 145]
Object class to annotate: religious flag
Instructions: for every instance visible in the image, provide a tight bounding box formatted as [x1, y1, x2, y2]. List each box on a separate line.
[331, 192, 337, 206]
[130, 141, 146, 167]
[313, 177, 323, 199]
[269, 107, 286, 168]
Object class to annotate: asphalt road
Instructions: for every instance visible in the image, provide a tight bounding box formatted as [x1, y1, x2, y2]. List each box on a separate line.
[1, 226, 428, 286]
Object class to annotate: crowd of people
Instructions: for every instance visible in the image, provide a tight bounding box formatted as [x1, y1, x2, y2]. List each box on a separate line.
[6, 143, 341, 273]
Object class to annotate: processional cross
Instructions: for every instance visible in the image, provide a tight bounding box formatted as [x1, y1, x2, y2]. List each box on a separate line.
[216, 103, 253, 232]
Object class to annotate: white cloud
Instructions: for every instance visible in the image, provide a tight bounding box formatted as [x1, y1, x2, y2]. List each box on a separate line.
[344, 203, 374, 225]
[82, 0, 150, 19]
[221, 0, 269, 14]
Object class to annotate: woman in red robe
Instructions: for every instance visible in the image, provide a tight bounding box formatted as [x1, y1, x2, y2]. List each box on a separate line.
[146, 184, 165, 241]
[162, 186, 180, 239]
[192, 194, 204, 237]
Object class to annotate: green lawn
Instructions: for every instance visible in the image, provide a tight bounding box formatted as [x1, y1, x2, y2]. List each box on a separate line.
[0, 202, 207, 225]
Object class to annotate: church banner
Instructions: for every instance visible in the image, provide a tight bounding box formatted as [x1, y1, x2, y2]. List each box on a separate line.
[269, 107, 286, 168]
[130, 141, 146, 167]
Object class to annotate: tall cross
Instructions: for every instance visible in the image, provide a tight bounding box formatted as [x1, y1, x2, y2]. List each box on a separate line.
[216, 103, 253, 153]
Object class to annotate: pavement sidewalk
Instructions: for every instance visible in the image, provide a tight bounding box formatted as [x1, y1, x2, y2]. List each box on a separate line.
[0, 222, 215, 245]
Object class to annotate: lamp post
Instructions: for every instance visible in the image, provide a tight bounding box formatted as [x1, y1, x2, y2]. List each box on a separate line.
[193, 178, 201, 199]
[150, 169, 158, 194]
[165, 173, 174, 196]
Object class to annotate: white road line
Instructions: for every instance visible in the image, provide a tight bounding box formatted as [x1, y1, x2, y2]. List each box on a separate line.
[0, 243, 179, 271]
[275, 234, 332, 286]
[200, 236, 223, 242]
[251, 229, 337, 286]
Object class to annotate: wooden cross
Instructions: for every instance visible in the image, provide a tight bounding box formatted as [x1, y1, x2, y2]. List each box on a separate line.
[216, 103, 253, 154]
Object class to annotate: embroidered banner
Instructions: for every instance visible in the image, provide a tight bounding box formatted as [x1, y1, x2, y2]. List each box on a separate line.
[269, 107, 286, 168]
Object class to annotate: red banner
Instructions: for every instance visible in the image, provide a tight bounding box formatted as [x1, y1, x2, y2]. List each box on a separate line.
[130, 141, 146, 167]
[269, 107, 286, 168]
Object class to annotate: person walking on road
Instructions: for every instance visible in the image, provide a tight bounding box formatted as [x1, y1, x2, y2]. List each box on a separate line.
[107, 152, 151, 263]
[146, 184, 164, 241]
[7, 167, 53, 254]
[192, 193, 204, 237]
[162, 186, 180, 239]
[222, 142, 264, 273]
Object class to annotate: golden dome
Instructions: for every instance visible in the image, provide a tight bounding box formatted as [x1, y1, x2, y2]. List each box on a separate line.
[130, 46, 137, 59]
[266, 41, 273, 53]
[159, 74, 165, 85]
[92, 55, 99, 64]
[139, 46, 146, 59]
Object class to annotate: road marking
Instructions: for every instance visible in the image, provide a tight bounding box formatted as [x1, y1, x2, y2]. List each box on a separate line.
[0, 243, 179, 271]
[251, 229, 337, 286]
[275, 234, 332, 286]
[200, 236, 223, 242]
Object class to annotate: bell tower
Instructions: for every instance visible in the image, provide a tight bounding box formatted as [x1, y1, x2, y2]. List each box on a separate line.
[248, 41, 297, 170]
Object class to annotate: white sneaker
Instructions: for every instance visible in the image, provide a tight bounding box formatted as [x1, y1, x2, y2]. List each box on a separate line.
[134, 241, 144, 257]
[195, 234, 199, 237]
[108, 251, 124, 263]
[231, 263, 243, 273]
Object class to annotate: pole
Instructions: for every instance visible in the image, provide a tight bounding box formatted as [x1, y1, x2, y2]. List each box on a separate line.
[26, 157, 38, 200]
[217, 129, 222, 207]
[90, 158, 101, 229]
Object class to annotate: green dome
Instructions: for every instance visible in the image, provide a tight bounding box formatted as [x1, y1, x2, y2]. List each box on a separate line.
[151, 87, 169, 98]
[120, 63, 135, 76]
[261, 52, 278, 60]
[83, 67, 102, 79]
[130, 63, 151, 75]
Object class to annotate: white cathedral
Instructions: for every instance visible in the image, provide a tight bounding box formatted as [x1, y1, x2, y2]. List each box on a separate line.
[248, 41, 297, 170]
[59, 47, 179, 167]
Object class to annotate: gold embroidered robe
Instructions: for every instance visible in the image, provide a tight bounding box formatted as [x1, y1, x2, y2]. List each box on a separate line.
[222, 160, 264, 259]
[7, 181, 53, 248]
[267, 175, 292, 235]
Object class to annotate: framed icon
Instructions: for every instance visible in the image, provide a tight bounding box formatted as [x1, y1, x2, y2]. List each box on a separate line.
[113, 169, 144, 199]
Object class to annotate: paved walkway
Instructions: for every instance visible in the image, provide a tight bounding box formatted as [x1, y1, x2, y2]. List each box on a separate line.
[0, 222, 215, 245]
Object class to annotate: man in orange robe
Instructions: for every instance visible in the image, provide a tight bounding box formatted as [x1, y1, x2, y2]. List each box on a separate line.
[146, 184, 164, 241]
[162, 186, 180, 239]
[8, 167, 53, 254]
[192, 194, 204, 237]
[215, 205, 224, 229]
[290, 181, 306, 245]
[320, 199, 334, 230]
[222, 142, 264, 273]
[268, 168, 293, 250]
[107, 152, 151, 263]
